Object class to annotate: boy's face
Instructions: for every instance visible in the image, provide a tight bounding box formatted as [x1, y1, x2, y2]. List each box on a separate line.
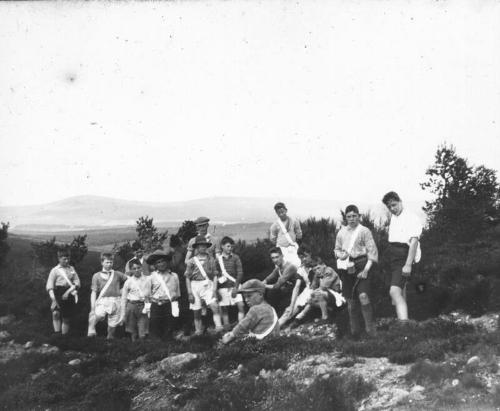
[197, 244, 208, 254]
[102, 259, 114, 271]
[58, 256, 70, 267]
[312, 264, 324, 276]
[346, 211, 360, 228]
[243, 291, 263, 307]
[276, 207, 288, 221]
[134, 250, 144, 259]
[299, 252, 312, 267]
[270, 252, 284, 266]
[197, 223, 209, 235]
[386, 200, 403, 216]
[155, 259, 168, 272]
[221, 242, 233, 254]
[130, 264, 142, 278]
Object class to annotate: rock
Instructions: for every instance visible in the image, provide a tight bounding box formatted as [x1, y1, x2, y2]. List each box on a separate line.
[135, 355, 148, 365]
[411, 385, 425, 393]
[24, 341, 34, 349]
[390, 388, 410, 405]
[316, 364, 329, 375]
[466, 356, 481, 369]
[0, 315, 15, 326]
[68, 359, 81, 366]
[452, 379, 460, 387]
[71, 373, 81, 379]
[158, 352, 198, 372]
[39, 345, 59, 355]
[321, 373, 330, 380]
[0, 330, 11, 342]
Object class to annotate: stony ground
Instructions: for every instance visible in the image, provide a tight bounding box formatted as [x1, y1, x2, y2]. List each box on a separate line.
[2, 312, 500, 410]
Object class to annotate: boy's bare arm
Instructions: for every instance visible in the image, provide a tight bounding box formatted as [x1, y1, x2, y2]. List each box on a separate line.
[90, 291, 97, 312]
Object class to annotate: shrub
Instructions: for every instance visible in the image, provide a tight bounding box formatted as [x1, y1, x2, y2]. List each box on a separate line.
[405, 359, 455, 385]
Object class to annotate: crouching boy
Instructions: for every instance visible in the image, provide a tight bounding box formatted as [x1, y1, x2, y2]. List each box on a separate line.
[291, 257, 345, 327]
[119, 258, 151, 341]
[148, 250, 181, 340]
[88, 253, 127, 339]
[222, 279, 280, 344]
[46, 250, 81, 335]
[185, 236, 223, 335]
[216, 236, 245, 329]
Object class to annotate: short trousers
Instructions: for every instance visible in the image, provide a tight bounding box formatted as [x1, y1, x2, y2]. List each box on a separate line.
[340, 256, 370, 299]
[53, 286, 77, 319]
[388, 243, 417, 289]
[295, 287, 312, 307]
[94, 296, 121, 327]
[125, 301, 148, 338]
[218, 287, 243, 306]
[280, 246, 301, 267]
[190, 280, 217, 310]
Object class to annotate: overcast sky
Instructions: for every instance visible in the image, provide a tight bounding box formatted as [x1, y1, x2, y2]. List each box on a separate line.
[1, 0, 499, 207]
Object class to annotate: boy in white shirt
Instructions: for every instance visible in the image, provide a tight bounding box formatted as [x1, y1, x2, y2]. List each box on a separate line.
[382, 191, 423, 322]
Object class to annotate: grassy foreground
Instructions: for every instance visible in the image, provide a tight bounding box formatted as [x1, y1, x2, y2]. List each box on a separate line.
[2, 316, 500, 410]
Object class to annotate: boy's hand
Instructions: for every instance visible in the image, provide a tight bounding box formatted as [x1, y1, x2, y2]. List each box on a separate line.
[51, 301, 60, 311]
[231, 289, 238, 299]
[188, 293, 195, 304]
[357, 269, 368, 279]
[402, 264, 412, 277]
[222, 332, 234, 344]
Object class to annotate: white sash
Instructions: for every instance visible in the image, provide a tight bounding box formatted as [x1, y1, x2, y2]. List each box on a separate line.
[277, 218, 298, 249]
[250, 308, 278, 340]
[217, 255, 236, 284]
[193, 257, 210, 281]
[56, 266, 78, 303]
[154, 272, 179, 317]
[98, 271, 114, 300]
[337, 225, 362, 270]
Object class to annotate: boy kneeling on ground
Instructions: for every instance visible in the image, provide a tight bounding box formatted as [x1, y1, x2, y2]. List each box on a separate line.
[222, 279, 280, 344]
[290, 257, 345, 328]
[185, 236, 223, 335]
[88, 253, 127, 339]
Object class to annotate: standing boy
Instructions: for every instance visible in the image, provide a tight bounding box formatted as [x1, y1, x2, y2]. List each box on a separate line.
[262, 247, 303, 326]
[119, 259, 151, 341]
[88, 253, 127, 339]
[269, 202, 302, 266]
[222, 279, 280, 344]
[185, 217, 221, 264]
[125, 243, 149, 275]
[46, 250, 81, 335]
[148, 250, 181, 340]
[216, 236, 245, 330]
[185, 236, 223, 335]
[382, 191, 423, 323]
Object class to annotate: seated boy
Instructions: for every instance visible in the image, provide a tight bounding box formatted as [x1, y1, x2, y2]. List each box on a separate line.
[46, 249, 81, 335]
[119, 258, 151, 341]
[148, 250, 181, 340]
[185, 236, 223, 335]
[216, 236, 245, 330]
[222, 279, 280, 344]
[87, 253, 127, 339]
[262, 247, 303, 327]
[291, 257, 345, 327]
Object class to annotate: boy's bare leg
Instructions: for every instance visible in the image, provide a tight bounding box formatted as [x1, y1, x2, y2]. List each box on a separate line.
[359, 293, 376, 336]
[236, 302, 245, 322]
[193, 310, 203, 334]
[52, 310, 61, 333]
[87, 312, 98, 336]
[347, 299, 362, 336]
[61, 319, 70, 335]
[221, 306, 230, 327]
[107, 326, 116, 339]
[209, 303, 223, 330]
[295, 304, 311, 320]
[317, 299, 329, 320]
[389, 286, 408, 320]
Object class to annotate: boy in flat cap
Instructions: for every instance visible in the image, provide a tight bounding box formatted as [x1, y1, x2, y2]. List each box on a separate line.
[185, 216, 221, 265]
[148, 250, 181, 340]
[185, 236, 223, 335]
[222, 279, 280, 344]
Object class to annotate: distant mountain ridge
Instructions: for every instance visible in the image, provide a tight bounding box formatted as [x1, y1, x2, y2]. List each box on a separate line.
[0, 195, 422, 229]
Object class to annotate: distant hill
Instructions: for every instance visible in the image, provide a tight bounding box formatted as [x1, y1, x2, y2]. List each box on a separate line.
[0, 195, 423, 229]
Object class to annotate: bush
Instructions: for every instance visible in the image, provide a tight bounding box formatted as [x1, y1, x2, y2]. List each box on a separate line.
[405, 359, 455, 385]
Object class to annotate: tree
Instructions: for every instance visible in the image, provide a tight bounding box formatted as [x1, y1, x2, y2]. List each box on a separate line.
[0, 222, 10, 267]
[177, 220, 198, 244]
[421, 144, 500, 241]
[31, 235, 88, 268]
[135, 216, 168, 253]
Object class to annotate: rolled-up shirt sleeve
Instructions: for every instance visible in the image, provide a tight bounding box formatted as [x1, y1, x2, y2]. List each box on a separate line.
[294, 219, 302, 241]
[363, 230, 379, 263]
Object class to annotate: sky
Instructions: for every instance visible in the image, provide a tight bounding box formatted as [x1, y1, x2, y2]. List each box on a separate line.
[1, 0, 499, 207]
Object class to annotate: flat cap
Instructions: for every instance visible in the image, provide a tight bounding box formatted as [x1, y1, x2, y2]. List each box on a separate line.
[238, 279, 266, 294]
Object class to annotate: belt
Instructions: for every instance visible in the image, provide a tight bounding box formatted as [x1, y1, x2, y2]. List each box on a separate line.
[152, 300, 171, 306]
[127, 300, 145, 305]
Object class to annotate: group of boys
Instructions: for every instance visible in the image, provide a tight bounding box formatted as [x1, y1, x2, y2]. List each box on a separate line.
[46, 192, 422, 343]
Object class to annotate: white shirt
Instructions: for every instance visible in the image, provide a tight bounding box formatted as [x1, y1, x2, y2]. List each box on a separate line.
[388, 208, 423, 263]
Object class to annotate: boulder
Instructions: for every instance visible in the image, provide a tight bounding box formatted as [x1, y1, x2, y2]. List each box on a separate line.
[158, 352, 198, 373]
[0, 315, 15, 327]
[24, 341, 34, 349]
[0, 330, 11, 342]
[68, 359, 82, 366]
[466, 355, 481, 369]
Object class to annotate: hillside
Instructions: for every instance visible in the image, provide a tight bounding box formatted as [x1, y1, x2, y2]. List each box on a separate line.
[0, 195, 410, 228]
